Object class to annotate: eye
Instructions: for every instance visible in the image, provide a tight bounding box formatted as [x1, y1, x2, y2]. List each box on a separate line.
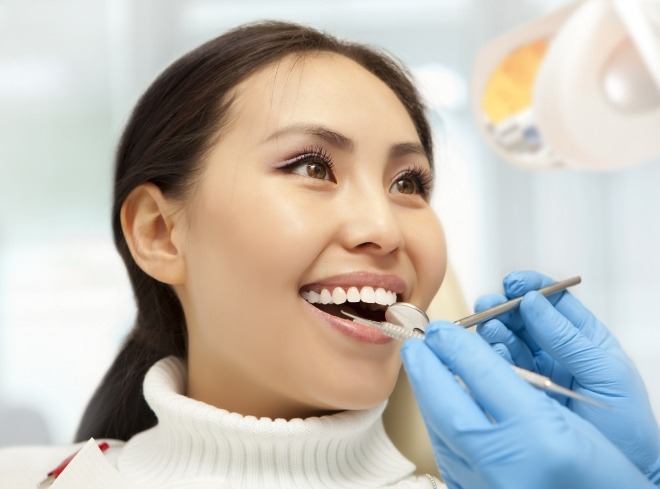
[390, 164, 434, 199]
[278, 146, 336, 183]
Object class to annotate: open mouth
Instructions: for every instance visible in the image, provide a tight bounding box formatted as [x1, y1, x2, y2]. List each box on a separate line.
[299, 280, 403, 329]
[298, 284, 402, 344]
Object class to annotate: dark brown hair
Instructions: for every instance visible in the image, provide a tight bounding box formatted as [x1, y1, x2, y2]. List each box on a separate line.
[75, 20, 434, 442]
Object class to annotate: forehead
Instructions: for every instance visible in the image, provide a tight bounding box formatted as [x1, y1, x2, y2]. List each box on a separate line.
[224, 51, 420, 144]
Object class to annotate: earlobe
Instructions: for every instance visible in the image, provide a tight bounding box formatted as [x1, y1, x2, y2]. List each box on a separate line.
[120, 183, 186, 285]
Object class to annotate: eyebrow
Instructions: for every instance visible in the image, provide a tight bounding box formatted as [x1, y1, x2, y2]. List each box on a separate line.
[262, 123, 428, 160]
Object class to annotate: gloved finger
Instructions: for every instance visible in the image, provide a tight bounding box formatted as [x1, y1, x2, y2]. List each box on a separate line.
[435, 462, 465, 489]
[400, 337, 491, 456]
[553, 294, 615, 348]
[425, 432, 469, 489]
[423, 321, 547, 422]
[503, 270, 614, 346]
[435, 456, 472, 489]
[474, 293, 542, 354]
[503, 270, 567, 305]
[475, 292, 573, 392]
[477, 319, 534, 369]
[492, 343, 513, 364]
[421, 418, 481, 489]
[519, 291, 612, 388]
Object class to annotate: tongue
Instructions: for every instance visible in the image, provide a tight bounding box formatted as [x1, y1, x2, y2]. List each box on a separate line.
[314, 302, 386, 322]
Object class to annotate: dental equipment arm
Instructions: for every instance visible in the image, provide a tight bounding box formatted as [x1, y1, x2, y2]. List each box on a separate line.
[472, 0, 660, 170]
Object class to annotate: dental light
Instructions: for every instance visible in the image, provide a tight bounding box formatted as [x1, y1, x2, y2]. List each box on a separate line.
[472, 0, 660, 171]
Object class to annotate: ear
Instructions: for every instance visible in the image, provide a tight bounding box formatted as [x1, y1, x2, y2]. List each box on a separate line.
[120, 182, 187, 285]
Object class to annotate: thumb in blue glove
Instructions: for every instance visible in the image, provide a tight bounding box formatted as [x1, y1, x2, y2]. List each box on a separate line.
[475, 270, 660, 485]
[401, 321, 654, 489]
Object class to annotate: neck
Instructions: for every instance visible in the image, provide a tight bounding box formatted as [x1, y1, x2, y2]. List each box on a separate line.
[186, 350, 345, 420]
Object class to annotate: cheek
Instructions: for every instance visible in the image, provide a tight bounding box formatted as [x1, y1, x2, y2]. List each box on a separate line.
[409, 212, 447, 308]
[184, 174, 329, 333]
[233, 185, 328, 287]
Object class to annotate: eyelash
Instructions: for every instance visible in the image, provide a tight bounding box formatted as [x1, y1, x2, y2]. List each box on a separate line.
[279, 145, 434, 199]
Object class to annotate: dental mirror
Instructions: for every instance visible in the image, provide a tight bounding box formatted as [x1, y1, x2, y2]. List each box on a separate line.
[385, 302, 429, 334]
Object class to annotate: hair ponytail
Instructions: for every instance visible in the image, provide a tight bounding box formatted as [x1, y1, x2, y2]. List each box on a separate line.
[75, 20, 434, 442]
[75, 280, 186, 441]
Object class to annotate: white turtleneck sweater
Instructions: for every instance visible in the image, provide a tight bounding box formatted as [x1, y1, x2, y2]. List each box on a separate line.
[0, 356, 444, 489]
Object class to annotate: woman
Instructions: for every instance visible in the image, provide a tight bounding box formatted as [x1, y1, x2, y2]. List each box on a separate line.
[1, 20, 445, 488]
[1, 20, 658, 489]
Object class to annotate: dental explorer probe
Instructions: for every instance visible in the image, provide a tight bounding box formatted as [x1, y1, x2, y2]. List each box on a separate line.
[341, 275, 607, 408]
[452, 275, 582, 329]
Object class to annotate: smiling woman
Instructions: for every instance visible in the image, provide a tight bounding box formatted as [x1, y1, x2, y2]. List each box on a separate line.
[0, 20, 446, 488]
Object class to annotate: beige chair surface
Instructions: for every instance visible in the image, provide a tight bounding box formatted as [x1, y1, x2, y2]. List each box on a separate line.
[382, 265, 470, 478]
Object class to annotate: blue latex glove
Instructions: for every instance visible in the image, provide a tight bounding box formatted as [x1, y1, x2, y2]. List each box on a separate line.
[400, 322, 654, 489]
[475, 270, 660, 485]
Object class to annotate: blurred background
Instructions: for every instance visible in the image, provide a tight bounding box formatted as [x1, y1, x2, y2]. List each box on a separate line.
[1, 0, 659, 446]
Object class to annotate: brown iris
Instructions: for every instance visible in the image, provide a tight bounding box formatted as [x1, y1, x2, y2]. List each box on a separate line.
[394, 178, 417, 195]
[306, 162, 327, 179]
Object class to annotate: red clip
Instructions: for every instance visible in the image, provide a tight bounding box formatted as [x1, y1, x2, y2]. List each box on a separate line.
[38, 442, 110, 488]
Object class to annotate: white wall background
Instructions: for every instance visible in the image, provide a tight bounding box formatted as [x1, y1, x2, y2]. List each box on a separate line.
[1, 0, 658, 445]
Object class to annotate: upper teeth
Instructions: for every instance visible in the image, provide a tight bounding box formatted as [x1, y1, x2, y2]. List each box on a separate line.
[301, 286, 398, 306]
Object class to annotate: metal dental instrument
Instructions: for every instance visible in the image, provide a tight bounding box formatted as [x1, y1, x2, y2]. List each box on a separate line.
[384, 275, 581, 334]
[341, 275, 607, 408]
[452, 275, 582, 329]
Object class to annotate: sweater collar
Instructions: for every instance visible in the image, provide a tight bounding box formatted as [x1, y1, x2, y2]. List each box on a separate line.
[117, 355, 416, 488]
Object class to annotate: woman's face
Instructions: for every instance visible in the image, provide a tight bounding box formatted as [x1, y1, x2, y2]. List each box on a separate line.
[175, 52, 446, 418]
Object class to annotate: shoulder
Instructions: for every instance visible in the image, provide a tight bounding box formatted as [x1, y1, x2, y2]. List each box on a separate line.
[0, 438, 125, 489]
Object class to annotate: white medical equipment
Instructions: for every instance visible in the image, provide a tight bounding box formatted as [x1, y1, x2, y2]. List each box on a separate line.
[472, 0, 660, 171]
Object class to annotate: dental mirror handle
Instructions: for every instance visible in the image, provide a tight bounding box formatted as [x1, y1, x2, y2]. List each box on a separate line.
[511, 365, 608, 409]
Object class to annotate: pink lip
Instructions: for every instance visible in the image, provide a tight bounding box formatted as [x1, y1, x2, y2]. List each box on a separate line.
[301, 298, 395, 345]
[300, 271, 408, 300]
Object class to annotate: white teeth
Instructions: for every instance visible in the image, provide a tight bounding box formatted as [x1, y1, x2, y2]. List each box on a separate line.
[301, 285, 398, 307]
[346, 287, 361, 302]
[320, 289, 332, 304]
[360, 286, 376, 303]
[375, 287, 389, 304]
[332, 287, 347, 304]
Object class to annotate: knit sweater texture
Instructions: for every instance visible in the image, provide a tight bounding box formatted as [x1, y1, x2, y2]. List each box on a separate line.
[0, 355, 444, 488]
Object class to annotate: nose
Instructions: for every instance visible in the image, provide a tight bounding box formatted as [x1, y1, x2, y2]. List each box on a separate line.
[338, 182, 405, 256]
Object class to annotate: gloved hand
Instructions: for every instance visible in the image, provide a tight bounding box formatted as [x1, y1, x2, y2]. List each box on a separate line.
[475, 270, 660, 485]
[400, 321, 655, 489]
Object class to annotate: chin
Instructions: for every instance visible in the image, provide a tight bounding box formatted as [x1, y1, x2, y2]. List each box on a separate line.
[344, 398, 388, 411]
[317, 383, 394, 412]
[339, 364, 399, 402]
